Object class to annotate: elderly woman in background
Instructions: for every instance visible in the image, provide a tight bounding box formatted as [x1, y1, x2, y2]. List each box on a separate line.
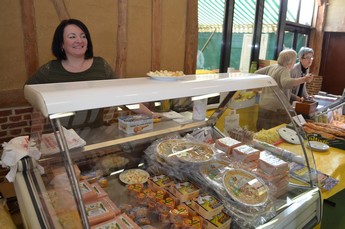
[254, 49, 313, 130]
[290, 47, 314, 102]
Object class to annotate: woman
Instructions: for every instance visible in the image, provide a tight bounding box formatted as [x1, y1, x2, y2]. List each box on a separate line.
[26, 19, 158, 128]
[290, 47, 314, 102]
[26, 19, 116, 84]
[255, 49, 313, 130]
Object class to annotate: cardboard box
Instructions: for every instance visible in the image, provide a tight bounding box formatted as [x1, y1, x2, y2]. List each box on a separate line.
[118, 114, 153, 134]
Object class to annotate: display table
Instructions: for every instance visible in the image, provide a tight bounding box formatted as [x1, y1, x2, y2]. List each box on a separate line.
[279, 140, 345, 200]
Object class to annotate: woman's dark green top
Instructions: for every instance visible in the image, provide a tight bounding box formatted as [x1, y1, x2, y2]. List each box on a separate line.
[26, 56, 117, 85]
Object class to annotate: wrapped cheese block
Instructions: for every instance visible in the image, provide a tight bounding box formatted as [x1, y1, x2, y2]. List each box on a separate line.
[116, 213, 141, 229]
[258, 151, 289, 176]
[85, 199, 116, 226]
[232, 145, 260, 163]
[91, 182, 108, 199]
[253, 168, 289, 183]
[215, 137, 242, 155]
[91, 218, 125, 229]
[79, 180, 98, 202]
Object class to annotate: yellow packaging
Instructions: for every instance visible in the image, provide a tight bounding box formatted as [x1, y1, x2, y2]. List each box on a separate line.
[148, 175, 174, 192]
[191, 193, 223, 220]
[203, 211, 232, 229]
[170, 181, 200, 203]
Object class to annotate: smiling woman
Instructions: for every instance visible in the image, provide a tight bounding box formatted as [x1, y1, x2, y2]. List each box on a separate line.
[25, 19, 117, 85]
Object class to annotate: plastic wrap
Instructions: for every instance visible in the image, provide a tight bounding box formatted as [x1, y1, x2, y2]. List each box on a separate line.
[142, 127, 281, 228]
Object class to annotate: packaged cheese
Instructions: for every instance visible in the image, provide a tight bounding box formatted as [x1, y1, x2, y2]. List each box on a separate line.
[215, 137, 242, 155]
[85, 199, 116, 226]
[232, 145, 260, 163]
[148, 174, 174, 191]
[191, 193, 223, 220]
[91, 182, 108, 199]
[91, 218, 124, 229]
[258, 151, 289, 176]
[79, 180, 98, 202]
[203, 211, 232, 229]
[170, 181, 200, 203]
[118, 114, 153, 134]
[116, 213, 141, 229]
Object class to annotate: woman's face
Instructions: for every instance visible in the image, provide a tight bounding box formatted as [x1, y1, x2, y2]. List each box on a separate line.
[62, 24, 88, 58]
[300, 53, 314, 68]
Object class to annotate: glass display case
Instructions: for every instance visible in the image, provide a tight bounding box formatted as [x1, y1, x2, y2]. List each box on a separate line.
[19, 73, 322, 228]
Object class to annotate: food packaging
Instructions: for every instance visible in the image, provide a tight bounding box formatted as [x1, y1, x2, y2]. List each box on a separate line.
[148, 174, 174, 192]
[191, 193, 223, 220]
[202, 211, 232, 229]
[258, 151, 289, 176]
[79, 180, 98, 202]
[169, 181, 200, 203]
[193, 98, 207, 121]
[232, 145, 260, 163]
[85, 199, 117, 226]
[215, 137, 242, 155]
[118, 114, 153, 134]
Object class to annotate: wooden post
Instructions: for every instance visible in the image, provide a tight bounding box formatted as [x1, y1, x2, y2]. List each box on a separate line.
[51, 0, 70, 21]
[20, 0, 39, 77]
[115, 0, 128, 78]
[184, 0, 198, 74]
[151, 0, 162, 71]
[309, 0, 327, 75]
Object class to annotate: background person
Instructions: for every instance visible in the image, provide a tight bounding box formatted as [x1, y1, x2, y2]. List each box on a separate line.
[290, 47, 314, 102]
[254, 49, 313, 130]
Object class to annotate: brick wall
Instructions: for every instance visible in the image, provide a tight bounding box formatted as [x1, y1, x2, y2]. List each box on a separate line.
[306, 75, 323, 95]
[0, 106, 33, 147]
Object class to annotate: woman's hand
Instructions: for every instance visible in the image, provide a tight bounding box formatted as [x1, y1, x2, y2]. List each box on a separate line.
[305, 73, 313, 83]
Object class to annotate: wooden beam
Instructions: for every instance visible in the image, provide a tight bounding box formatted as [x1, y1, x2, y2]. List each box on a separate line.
[115, 0, 128, 78]
[50, 0, 70, 21]
[184, 0, 198, 74]
[310, 0, 327, 75]
[151, 0, 162, 71]
[20, 0, 39, 77]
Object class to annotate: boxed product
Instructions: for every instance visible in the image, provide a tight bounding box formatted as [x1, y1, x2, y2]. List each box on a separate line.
[232, 145, 260, 163]
[183, 216, 203, 228]
[191, 193, 223, 220]
[202, 210, 232, 229]
[215, 137, 242, 155]
[148, 174, 174, 192]
[85, 199, 117, 226]
[91, 182, 108, 199]
[79, 180, 98, 202]
[170, 181, 200, 203]
[118, 114, 153, 134]
[91, 218, 125, 229]
[116, 213, 141, 229]
[258, 151, 289, 176]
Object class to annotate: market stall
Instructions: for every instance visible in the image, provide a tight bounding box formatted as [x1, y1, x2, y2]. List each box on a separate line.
[9, 73, 324, 228]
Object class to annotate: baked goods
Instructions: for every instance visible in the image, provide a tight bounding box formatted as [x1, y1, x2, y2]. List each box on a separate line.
[147, 70, 184, 77]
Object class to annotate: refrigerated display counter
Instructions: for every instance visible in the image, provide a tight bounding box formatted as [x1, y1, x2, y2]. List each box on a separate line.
[17, 73, 322, 228]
